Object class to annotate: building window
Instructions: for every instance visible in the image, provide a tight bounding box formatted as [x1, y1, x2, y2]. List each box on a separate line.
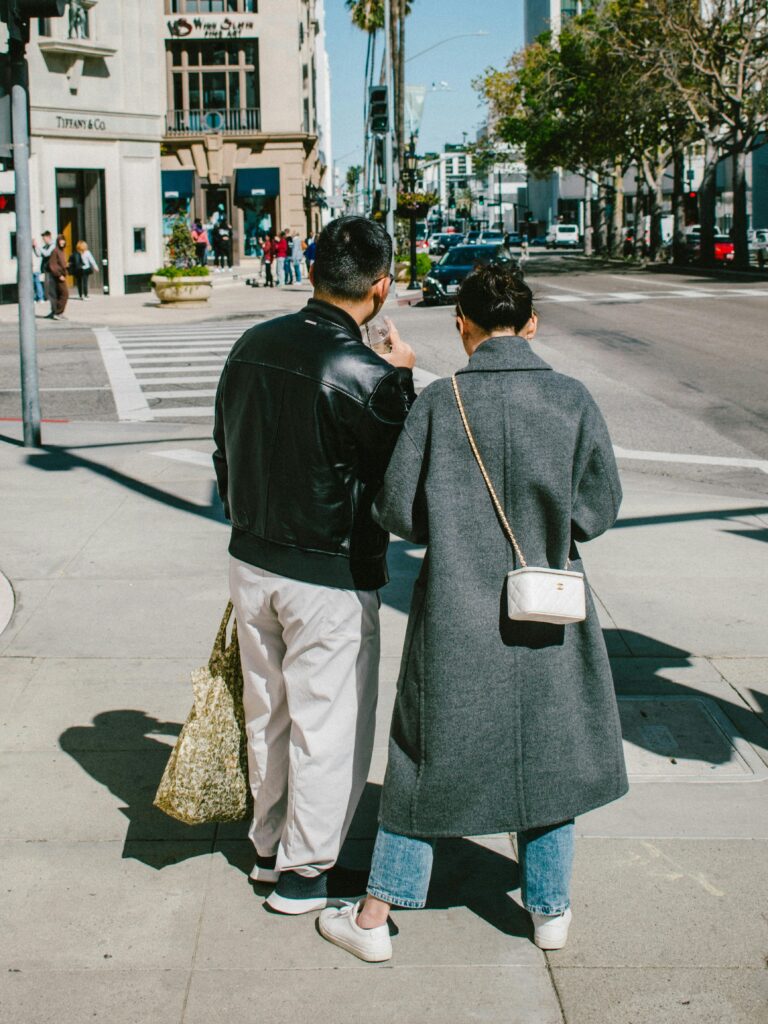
[167, 39, 260, 131]
[133, 227, 147, 253]
[165, 1, 257, 11]
[37, 18, 51, 35]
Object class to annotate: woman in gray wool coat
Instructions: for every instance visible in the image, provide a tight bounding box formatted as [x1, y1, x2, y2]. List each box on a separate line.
[320, 263, 628, 962]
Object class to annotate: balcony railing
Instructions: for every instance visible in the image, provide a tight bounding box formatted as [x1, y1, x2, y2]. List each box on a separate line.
[165, 108, 261, 136]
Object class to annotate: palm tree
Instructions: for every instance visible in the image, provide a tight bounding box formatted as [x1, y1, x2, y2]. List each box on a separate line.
[346, 0, 412, 166]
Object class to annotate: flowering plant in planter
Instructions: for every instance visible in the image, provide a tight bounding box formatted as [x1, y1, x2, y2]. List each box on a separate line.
[396, 191, 438, 219]
[152, 217, 212, 303]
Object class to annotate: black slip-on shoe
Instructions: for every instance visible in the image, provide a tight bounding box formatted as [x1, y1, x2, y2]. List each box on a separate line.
[249, 853, 279, 885]
[265, 870, 346, 915]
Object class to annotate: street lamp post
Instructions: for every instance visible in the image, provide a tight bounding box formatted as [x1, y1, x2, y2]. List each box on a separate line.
[404, 136, 420, 291]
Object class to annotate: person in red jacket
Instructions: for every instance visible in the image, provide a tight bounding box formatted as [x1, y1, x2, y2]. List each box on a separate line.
[275, 230, 289, 286]
[262, 234, 274, 287]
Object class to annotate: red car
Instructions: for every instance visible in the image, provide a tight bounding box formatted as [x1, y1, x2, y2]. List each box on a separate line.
[714, 235, 734, 262]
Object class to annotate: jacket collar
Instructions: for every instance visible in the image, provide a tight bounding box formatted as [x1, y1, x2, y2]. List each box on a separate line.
[304, 298, 363, 340]
[456, 334, 552, 374]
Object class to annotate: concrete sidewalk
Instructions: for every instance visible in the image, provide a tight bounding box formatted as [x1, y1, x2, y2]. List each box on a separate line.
[1, 420, 767, 1024]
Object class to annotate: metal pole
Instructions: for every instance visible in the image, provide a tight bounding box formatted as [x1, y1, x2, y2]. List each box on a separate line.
[10, 39, 41, 448]
[383, 0, 396, 244]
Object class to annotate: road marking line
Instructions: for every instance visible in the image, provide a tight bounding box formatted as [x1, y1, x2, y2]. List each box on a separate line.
[127, 355, 230, 364]
[133, 365, 223, 374]
[0, 386, 111, 392]
[135, 376, 221, 385]
[614, 446, 768, 475]
[94, 327, 153, 422]
[151, 448, 213, 468]
[413, 367, 439, 389]
[151, 406, 215, 418]
[144, 389, 218, 400]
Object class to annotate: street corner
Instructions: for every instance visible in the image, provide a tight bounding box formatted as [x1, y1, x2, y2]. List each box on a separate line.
[0, 568, 14, 636]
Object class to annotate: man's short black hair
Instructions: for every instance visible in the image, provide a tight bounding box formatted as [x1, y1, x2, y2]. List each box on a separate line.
[457, 263, 534, 334]
[313, 216, 392, 301]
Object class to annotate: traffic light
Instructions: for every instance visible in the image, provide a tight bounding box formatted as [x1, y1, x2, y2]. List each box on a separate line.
[0, 0, 66, 43]
[369, 86, 388, 134]
[0, 193, 15, 212]
[478, 196, 485, 206]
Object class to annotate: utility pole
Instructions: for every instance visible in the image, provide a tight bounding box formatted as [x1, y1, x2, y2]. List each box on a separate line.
[383, 0, 396, 243]
[1, 0, 66, 447]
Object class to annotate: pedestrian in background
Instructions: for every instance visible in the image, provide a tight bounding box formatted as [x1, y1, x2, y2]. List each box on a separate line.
[262, 234, 274, 287]
[291, 232, 304, 284]
[192, 219, 209, 267]
[304, 233, 317, 274]
[45, 234, 69, 320]
[275, 229, 289, 285]
[213, 215, 416, 915]
[212, 218, 232, 270]
[319, 263, 627, 963]
[283, 231, 294, 284]
[32, 238, 46, 303]
[71, 240, 98, 300]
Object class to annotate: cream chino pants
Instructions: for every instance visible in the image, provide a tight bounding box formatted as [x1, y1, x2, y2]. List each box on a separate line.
[229, 556, 380, 877]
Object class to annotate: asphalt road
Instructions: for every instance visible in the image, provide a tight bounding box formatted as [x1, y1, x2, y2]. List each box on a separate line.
[398, 257, 768, 498]
[0, 259, 766, 498]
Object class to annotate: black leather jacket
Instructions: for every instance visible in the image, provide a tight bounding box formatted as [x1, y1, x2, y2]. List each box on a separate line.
[213, 298, 416, 590]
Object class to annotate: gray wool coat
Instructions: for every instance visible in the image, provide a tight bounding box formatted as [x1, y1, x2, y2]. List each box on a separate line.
[373, 335, 628, 838]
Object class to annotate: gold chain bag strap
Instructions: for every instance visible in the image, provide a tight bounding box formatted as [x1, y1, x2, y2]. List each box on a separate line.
[451, 374, 586, 625]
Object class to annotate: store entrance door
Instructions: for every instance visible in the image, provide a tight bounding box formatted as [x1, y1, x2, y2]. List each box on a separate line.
[56, 169, 108, 294]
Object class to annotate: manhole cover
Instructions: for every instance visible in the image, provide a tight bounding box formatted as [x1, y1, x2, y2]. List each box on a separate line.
[618, 696, 766, 781]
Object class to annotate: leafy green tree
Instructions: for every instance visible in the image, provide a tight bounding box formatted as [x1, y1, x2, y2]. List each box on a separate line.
[612, 0, 768, 269]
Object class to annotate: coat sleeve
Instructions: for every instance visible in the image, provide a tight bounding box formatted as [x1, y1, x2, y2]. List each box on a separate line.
[212, 362, 230, 520]
[571, 396, 622, 543]
[371, 391, 430, 544]
[356, 367, 416, 486]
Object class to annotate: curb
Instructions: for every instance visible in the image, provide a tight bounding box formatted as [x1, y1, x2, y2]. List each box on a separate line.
[0, 570, 14, 637]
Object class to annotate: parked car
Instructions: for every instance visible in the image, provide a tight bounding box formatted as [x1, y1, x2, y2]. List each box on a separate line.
[429, 232, 458, 256]
[477, 230, 505, 245]
[421, 244, 518, 305]
[415, 221, 429, 254]
[504, 232, 522, 247]
[546, 223, 580, 249]
[685, 232, 734, 264]
[462, 230, 481, 244]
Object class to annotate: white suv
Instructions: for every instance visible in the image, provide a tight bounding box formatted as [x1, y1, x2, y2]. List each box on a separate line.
[546, 224, 580, 249]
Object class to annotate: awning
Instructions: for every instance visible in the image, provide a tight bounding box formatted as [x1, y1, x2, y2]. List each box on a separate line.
[162, 170, 194, 199]
[236, 168, 280, 198]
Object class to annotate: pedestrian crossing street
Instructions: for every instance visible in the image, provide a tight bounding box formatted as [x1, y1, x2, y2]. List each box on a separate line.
[98, 323, 247, 421]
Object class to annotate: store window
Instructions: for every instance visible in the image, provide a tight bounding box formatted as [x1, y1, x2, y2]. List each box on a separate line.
[167, 40, 260, 132]
[165, 1, 257, 12]
[133, 228, 147, 253]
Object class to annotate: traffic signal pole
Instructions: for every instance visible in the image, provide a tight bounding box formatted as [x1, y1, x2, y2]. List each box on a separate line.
[10, 36, 40, 447]
[383, 0, 396, 243]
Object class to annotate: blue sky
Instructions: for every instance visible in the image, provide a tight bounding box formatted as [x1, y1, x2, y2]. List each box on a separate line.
[324, 0, 525, 175]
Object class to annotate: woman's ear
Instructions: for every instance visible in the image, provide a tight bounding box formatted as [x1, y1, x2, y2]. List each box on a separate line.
[519, 313, 538, 341]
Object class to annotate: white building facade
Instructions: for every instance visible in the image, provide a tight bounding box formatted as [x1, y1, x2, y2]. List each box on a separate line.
[0, 1, 167, 300]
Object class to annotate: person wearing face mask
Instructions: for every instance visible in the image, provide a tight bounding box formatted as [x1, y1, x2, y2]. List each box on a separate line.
[213, 216, 416, 915]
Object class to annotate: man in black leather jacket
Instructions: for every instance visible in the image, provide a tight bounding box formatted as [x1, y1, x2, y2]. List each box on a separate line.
[213, 216, 416, 914]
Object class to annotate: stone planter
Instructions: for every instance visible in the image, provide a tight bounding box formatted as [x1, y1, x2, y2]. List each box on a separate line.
[151, 274, 212, 305]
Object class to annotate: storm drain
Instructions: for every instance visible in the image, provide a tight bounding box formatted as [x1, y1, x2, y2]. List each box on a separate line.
[618, 696, 767, 781]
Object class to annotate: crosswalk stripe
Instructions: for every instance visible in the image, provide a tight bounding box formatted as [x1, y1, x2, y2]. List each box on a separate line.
[144, 389, 218, 399]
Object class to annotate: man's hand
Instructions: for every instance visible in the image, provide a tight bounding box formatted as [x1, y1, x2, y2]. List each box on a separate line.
[382, 320, 416, 370]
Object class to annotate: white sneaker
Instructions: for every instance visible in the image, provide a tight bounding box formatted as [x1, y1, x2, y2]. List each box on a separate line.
[248, 854, 279, 885]
[318, 900, 393, 962]
[531, 907, 572, 949]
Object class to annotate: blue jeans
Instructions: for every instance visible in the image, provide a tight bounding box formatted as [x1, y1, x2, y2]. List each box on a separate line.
[291, 258, 302, 283]
[367, 821, 574, 915]
[33, 272, 45, 302]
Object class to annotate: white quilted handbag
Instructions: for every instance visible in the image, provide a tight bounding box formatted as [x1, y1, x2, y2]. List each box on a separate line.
[452, 375, 586, 625]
